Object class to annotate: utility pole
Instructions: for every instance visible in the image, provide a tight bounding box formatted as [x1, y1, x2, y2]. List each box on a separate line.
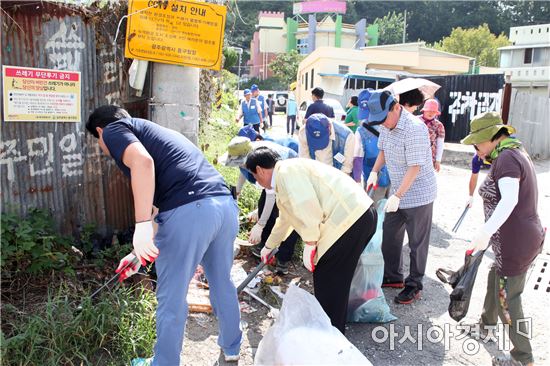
[230, 46, 243, 90]
[402, 10, 407, 44]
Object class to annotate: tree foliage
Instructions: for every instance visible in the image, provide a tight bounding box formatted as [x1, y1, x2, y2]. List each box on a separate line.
[268, 50, 304, 88]
[374, 12, 406, 45]
[224, 1, 549, 52]
[433, 24, 511, 67]
[223, 47, 239, 70]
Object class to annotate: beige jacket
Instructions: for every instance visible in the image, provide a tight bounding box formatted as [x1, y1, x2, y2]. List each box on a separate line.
[298, 122, 355, 174]
[265, 159, 373, 264]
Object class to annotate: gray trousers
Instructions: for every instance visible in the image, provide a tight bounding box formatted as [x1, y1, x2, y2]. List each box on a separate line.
[381, 202, 433, 290]
[481, 266, 533, 364]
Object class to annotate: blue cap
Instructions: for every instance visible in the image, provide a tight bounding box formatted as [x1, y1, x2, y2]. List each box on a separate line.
[250, 84, 259, 92]
[238, 125, 259, 141]
[243, 89, 251, 96]
[367, 90, 397, 125]
[357, 88, 374, 121]
[306, 113, 330, 151]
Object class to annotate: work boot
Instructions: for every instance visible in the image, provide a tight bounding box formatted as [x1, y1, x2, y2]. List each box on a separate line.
[224, 353, 240, 362]
[394, 285, 421, 304]
[275, 260, 289, 275]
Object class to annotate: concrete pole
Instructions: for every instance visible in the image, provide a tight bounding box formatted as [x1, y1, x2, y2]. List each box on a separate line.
[151, 64, 200, 145]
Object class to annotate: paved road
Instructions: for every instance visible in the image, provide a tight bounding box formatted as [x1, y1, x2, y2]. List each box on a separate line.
[182, 113, 550, 365]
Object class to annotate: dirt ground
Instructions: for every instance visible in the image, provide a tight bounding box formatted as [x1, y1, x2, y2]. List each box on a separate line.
[180, 114, 550, 366]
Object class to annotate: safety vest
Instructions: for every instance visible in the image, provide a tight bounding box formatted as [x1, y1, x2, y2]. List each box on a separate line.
[308, 121, 351, 170]
[263, 136, 299, 154]
[357, 125, 390, 187]
[241, 99, 260, 125]
[257, 95, 267, 118]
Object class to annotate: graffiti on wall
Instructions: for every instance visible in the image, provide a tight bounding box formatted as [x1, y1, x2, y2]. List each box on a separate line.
[45, 22, 86, 71]
[448, 90, 502, 124]
[0, 132, 89, 182]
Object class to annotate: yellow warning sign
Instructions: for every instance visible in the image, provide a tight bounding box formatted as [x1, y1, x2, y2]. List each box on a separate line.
[125, 0, 226, 70]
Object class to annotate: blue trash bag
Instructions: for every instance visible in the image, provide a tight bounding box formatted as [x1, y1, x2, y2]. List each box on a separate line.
[347, 199, 397, 323]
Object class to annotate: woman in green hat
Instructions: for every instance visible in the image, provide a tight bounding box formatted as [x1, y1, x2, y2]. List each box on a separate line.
[461, 111, 544, 366]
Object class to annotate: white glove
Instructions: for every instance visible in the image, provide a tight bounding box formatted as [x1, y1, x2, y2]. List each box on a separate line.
[384, 195, 401, 212]
[302, 244, 317, 272]
[260, 246, 276, 264]
[247, 209, 258, 223]
[115, 253, 140, 282]
[133, 221, 159, 266]
[248, 223, 264, 245]
[469, 229, 492, 255]
[466, 196, 474, 208]
[366, 171, 378, 191]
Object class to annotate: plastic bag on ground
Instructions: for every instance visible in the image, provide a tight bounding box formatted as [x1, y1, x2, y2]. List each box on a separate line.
[347, 199, 397, 323]
[254, 285, 372, 365]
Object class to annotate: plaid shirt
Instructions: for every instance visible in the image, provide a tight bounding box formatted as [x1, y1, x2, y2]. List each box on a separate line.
[378, 110, 437, 209]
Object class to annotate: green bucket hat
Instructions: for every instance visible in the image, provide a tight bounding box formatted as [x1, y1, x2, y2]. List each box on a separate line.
[461, 112, 516, 145]
[219, 136, 253, 167]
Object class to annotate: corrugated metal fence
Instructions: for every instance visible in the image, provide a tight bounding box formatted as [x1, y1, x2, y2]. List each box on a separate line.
[508, 89, 550, 159]
[1, 1, 140, 235]
[425, 74, 505, 143]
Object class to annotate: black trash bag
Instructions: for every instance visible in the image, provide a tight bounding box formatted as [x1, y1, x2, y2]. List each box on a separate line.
[436, 250, 485, 322]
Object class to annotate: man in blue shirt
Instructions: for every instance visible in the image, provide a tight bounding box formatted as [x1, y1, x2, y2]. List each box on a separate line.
[304, 87, 335, 119]
[86, 106, 242, 365]
[251, 84, 268, 131]
[236, 88, 263, 132]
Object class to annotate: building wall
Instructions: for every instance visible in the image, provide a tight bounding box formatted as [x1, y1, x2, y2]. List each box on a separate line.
[509, 24, 550, 45]
[296, 45, 472, 105]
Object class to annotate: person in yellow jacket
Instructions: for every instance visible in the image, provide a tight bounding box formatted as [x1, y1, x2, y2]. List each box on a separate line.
[244, 147, 378, 333]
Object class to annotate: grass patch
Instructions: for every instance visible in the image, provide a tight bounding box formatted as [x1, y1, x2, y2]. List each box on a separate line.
[1, 280, 156, 366]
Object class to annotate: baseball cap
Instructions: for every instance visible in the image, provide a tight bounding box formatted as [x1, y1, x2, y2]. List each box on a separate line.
[357, 88, 374, 121]
[243, 89, 251, 96]
[250, 84, 259, 92]
[367, 90, 397, 125]
[238, 125, 259, 141]
[305, 113, 330, 151]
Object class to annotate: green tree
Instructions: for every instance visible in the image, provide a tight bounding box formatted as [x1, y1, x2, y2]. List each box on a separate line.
[433, 24, 510, 67]
[268, 50, 304, 88]
[223, 47, 238, 70]
[374, 12, 406, 45]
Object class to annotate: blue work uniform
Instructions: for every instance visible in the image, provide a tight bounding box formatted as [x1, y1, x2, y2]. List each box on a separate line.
[308, 121, 350, 170]
[263, 135, 299, 154]
[357, 125, 390, 187]
[256, 94, 267, 119]
[241, 98, 261, 126]
[103, 118, 242, 365]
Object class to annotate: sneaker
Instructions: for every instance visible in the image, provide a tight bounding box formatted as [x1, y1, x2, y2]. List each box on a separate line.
[250, 244, 262, 258]
[131, 358, 153, 366]
[224, 353, 240, 362]
[382, 278, 405, 288]
[395, 286, 421, 304]
[459, 322, 496, 342]
[275, 260, 289, 275]
[492, 356, 525, 366]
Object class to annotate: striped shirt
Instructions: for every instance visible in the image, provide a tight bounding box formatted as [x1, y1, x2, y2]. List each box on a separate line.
[378, 109, 437, 209]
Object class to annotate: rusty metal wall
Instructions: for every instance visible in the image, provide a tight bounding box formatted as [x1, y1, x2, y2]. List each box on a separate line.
[1, 1, 137, 235]
[423, 74, 505, 143]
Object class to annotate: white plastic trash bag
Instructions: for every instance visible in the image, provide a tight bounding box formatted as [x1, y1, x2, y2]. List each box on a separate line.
[347, 199, 397, 323]
[254, 285, 372, 365]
